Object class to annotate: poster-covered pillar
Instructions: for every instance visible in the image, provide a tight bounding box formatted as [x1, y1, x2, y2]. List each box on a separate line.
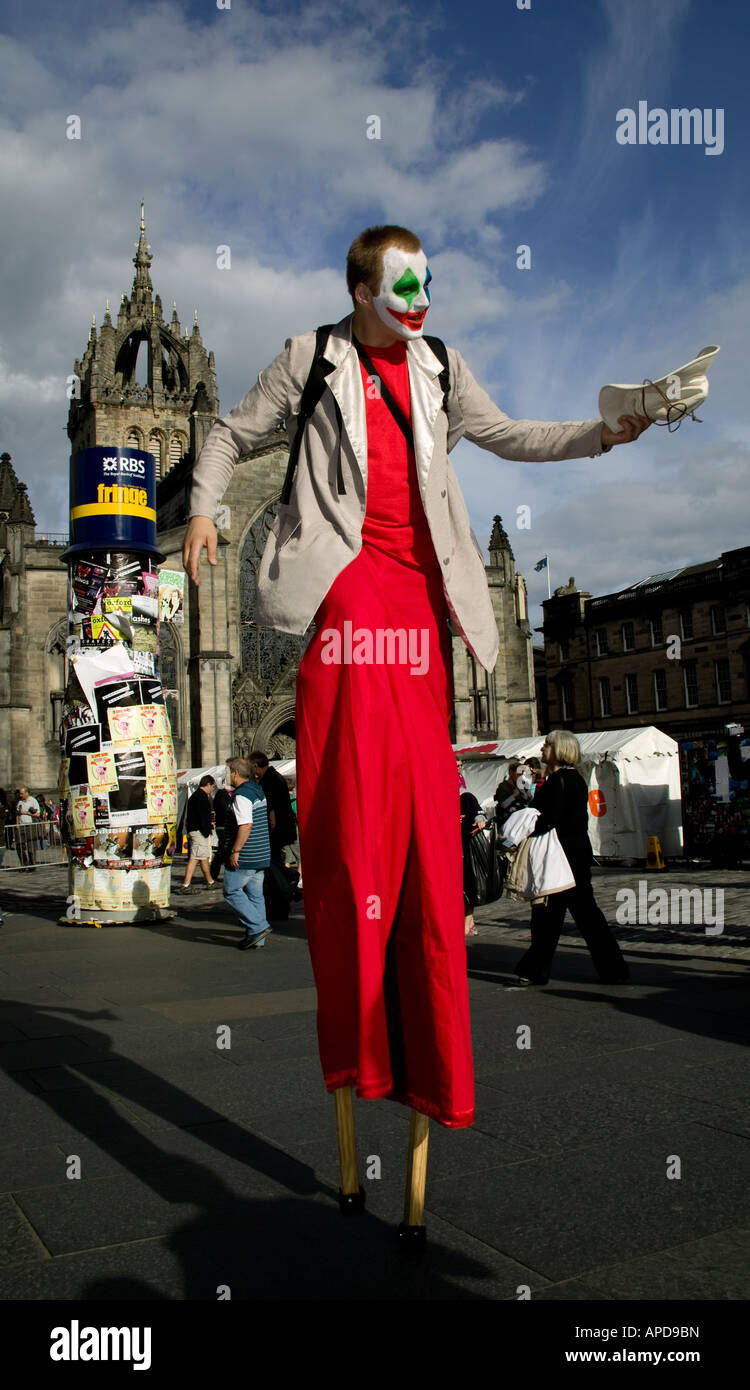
[59, 446, 185, 925]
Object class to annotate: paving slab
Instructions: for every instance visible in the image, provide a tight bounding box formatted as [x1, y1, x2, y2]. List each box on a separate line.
[426, 1122, 750, 1284]
[1, 872, 749, 1301]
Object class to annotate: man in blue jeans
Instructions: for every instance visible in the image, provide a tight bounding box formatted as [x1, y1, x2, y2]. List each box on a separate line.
[222, 756, 272, 951]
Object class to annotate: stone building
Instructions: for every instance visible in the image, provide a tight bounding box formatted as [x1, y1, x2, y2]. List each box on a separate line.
[0, 453, 68, 793]
[450, 516, 536, 743]
[541, 553, 750, 740]
[0, 211, 538, 791]
[68, 203, 218, 475]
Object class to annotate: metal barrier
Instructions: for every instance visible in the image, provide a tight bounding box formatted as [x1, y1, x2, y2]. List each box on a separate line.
[0, 823, 67, 870]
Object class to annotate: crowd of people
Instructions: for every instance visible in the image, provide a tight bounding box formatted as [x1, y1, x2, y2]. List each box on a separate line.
[0, 786, 61, 870]
[175, 735, 627, 986]
[459, 732, 629, 986]
[3, 740, 626, 991]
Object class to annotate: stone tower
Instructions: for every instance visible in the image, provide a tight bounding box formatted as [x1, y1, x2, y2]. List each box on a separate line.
[67, 203, 219, 477]
[0, 452, 69, 791]
[450, 514, 537, 742]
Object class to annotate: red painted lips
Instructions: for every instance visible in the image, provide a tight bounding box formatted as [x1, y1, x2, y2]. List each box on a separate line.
[388, 307, 428, 329]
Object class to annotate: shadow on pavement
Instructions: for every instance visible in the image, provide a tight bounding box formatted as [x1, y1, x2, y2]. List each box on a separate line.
[2, 997, 495, 1299]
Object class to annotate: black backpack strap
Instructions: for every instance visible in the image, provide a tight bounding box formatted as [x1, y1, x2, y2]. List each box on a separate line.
[423, 335, 451, 416]
[280, 324, 338, 505]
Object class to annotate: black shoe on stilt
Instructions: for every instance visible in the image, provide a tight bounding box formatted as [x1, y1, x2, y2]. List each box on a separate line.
[397, 1222, 427, 1255]
[338, 1187, 366, 1216]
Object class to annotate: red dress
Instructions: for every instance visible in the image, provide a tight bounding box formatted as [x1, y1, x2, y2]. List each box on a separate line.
[295, 340, 474, 1128]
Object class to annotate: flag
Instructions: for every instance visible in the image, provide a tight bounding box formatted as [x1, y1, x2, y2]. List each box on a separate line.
[534, 556, 548, 572]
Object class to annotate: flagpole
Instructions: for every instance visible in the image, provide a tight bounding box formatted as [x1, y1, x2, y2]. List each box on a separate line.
[546, 554, 551, 601]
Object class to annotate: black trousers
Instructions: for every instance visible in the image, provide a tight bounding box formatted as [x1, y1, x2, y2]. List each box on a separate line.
[515, 865, 627, 982]
[210, 833, 226, 881]
[263, 834, 295, 921]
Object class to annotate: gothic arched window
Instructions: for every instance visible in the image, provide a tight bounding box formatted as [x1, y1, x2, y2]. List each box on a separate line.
[46, 620, 66, 740]
[125, 428, 142, 450]
[148, 433, 163, 475]
[240, 501, 310, 686]
[168, 434, 185, 470]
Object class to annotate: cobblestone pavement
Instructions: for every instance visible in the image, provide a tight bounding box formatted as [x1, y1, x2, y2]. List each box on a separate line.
[474, 864, 750, 962]
[0, 861, 748, 1302]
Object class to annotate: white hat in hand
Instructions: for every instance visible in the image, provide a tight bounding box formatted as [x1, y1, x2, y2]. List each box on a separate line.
[599, 345, 720, 434]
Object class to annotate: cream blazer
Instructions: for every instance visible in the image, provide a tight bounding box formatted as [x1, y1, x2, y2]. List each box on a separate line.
[189, 313, 606, 671]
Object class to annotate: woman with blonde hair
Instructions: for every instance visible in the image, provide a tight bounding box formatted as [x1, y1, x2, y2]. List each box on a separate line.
[515, 730, 629, 986]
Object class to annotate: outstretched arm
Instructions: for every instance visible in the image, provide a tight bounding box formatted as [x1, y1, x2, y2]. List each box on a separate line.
[183, 342, 295, 584]
[450, 350, 650, 461]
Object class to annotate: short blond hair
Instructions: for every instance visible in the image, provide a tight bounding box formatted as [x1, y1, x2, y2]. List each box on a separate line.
[546, 729, 581, 767]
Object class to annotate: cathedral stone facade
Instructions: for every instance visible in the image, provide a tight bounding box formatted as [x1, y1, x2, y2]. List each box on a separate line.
[0, 212, 538, 793]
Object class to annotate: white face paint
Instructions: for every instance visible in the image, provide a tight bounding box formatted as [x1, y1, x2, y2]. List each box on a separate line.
[371, 246, 432, 339]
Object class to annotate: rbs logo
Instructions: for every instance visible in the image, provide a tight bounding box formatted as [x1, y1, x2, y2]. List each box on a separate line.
[102, 456, 146, 476]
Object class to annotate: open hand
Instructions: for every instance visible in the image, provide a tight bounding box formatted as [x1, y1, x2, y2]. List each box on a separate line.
[183, 516, 217, 585]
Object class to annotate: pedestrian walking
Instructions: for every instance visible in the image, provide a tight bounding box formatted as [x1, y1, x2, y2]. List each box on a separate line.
[250, 752, 297, 921]
[222, 756, 272, 950]
[209, 782, 231, 883]
[460, 788, 486, 937]
[514, 731, 629, 986]
[176, 775, 216, 893]
[15, 785, 40, 869]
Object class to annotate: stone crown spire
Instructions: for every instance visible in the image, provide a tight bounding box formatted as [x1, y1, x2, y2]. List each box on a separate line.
[67, 204, 220, 478]
[132, 200, 153, 305]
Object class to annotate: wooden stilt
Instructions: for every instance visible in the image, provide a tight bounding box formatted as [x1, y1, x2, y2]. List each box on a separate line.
[334, 1086, 365, 1215]
[399, 1109, 429, 1249]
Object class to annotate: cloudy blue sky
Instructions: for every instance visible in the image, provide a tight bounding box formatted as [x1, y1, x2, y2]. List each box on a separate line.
[1, 0, 748, 631]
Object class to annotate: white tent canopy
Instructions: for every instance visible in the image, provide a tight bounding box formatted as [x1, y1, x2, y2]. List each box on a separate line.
[177, 729, 682, 859]
[454, 726, 682, 859]
[176, 760, 296, 830]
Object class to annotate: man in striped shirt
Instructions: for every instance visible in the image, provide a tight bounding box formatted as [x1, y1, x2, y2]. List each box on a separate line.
[222, 756, 272, 950]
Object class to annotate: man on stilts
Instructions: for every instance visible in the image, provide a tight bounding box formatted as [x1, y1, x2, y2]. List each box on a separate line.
[183, 225, 649, 1242]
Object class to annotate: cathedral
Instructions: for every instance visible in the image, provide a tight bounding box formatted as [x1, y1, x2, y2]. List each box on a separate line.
[0, 210, 538, 793]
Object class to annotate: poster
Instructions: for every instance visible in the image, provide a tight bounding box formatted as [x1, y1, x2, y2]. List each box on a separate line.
[92, 795, 110, 827]
[159, 569, 185, 624]
[110, 555, 144, 585]
[87, 749, 119, 792]
[93, 827, 134, 865]
[71, 790, 95, 836]
[108, 704, 142, 743]
[94, 677, 142, 728]
[70, 865, 96, 909]
[139, 678, 164, 705]
[65, 724, 102, 757]
[132, 825, 171, 865]
[131, 650, 155, 675]
[146, 778, 176, 820]
[104, 594, 133, 617]
[59, 758, 70, 798]
[71, 646, 135, 714]
[93, 868, 126, 909]
[70, 560, 108, 615]
[132, 627, 158, 656]
[90, 615, 127, 644]
[108, 746, 148, 825]
[139, 703, 169, 737]
[142, 736, 175, 778]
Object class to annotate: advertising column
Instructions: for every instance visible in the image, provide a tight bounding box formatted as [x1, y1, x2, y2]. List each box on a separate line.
[59, 447, 183, 925]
